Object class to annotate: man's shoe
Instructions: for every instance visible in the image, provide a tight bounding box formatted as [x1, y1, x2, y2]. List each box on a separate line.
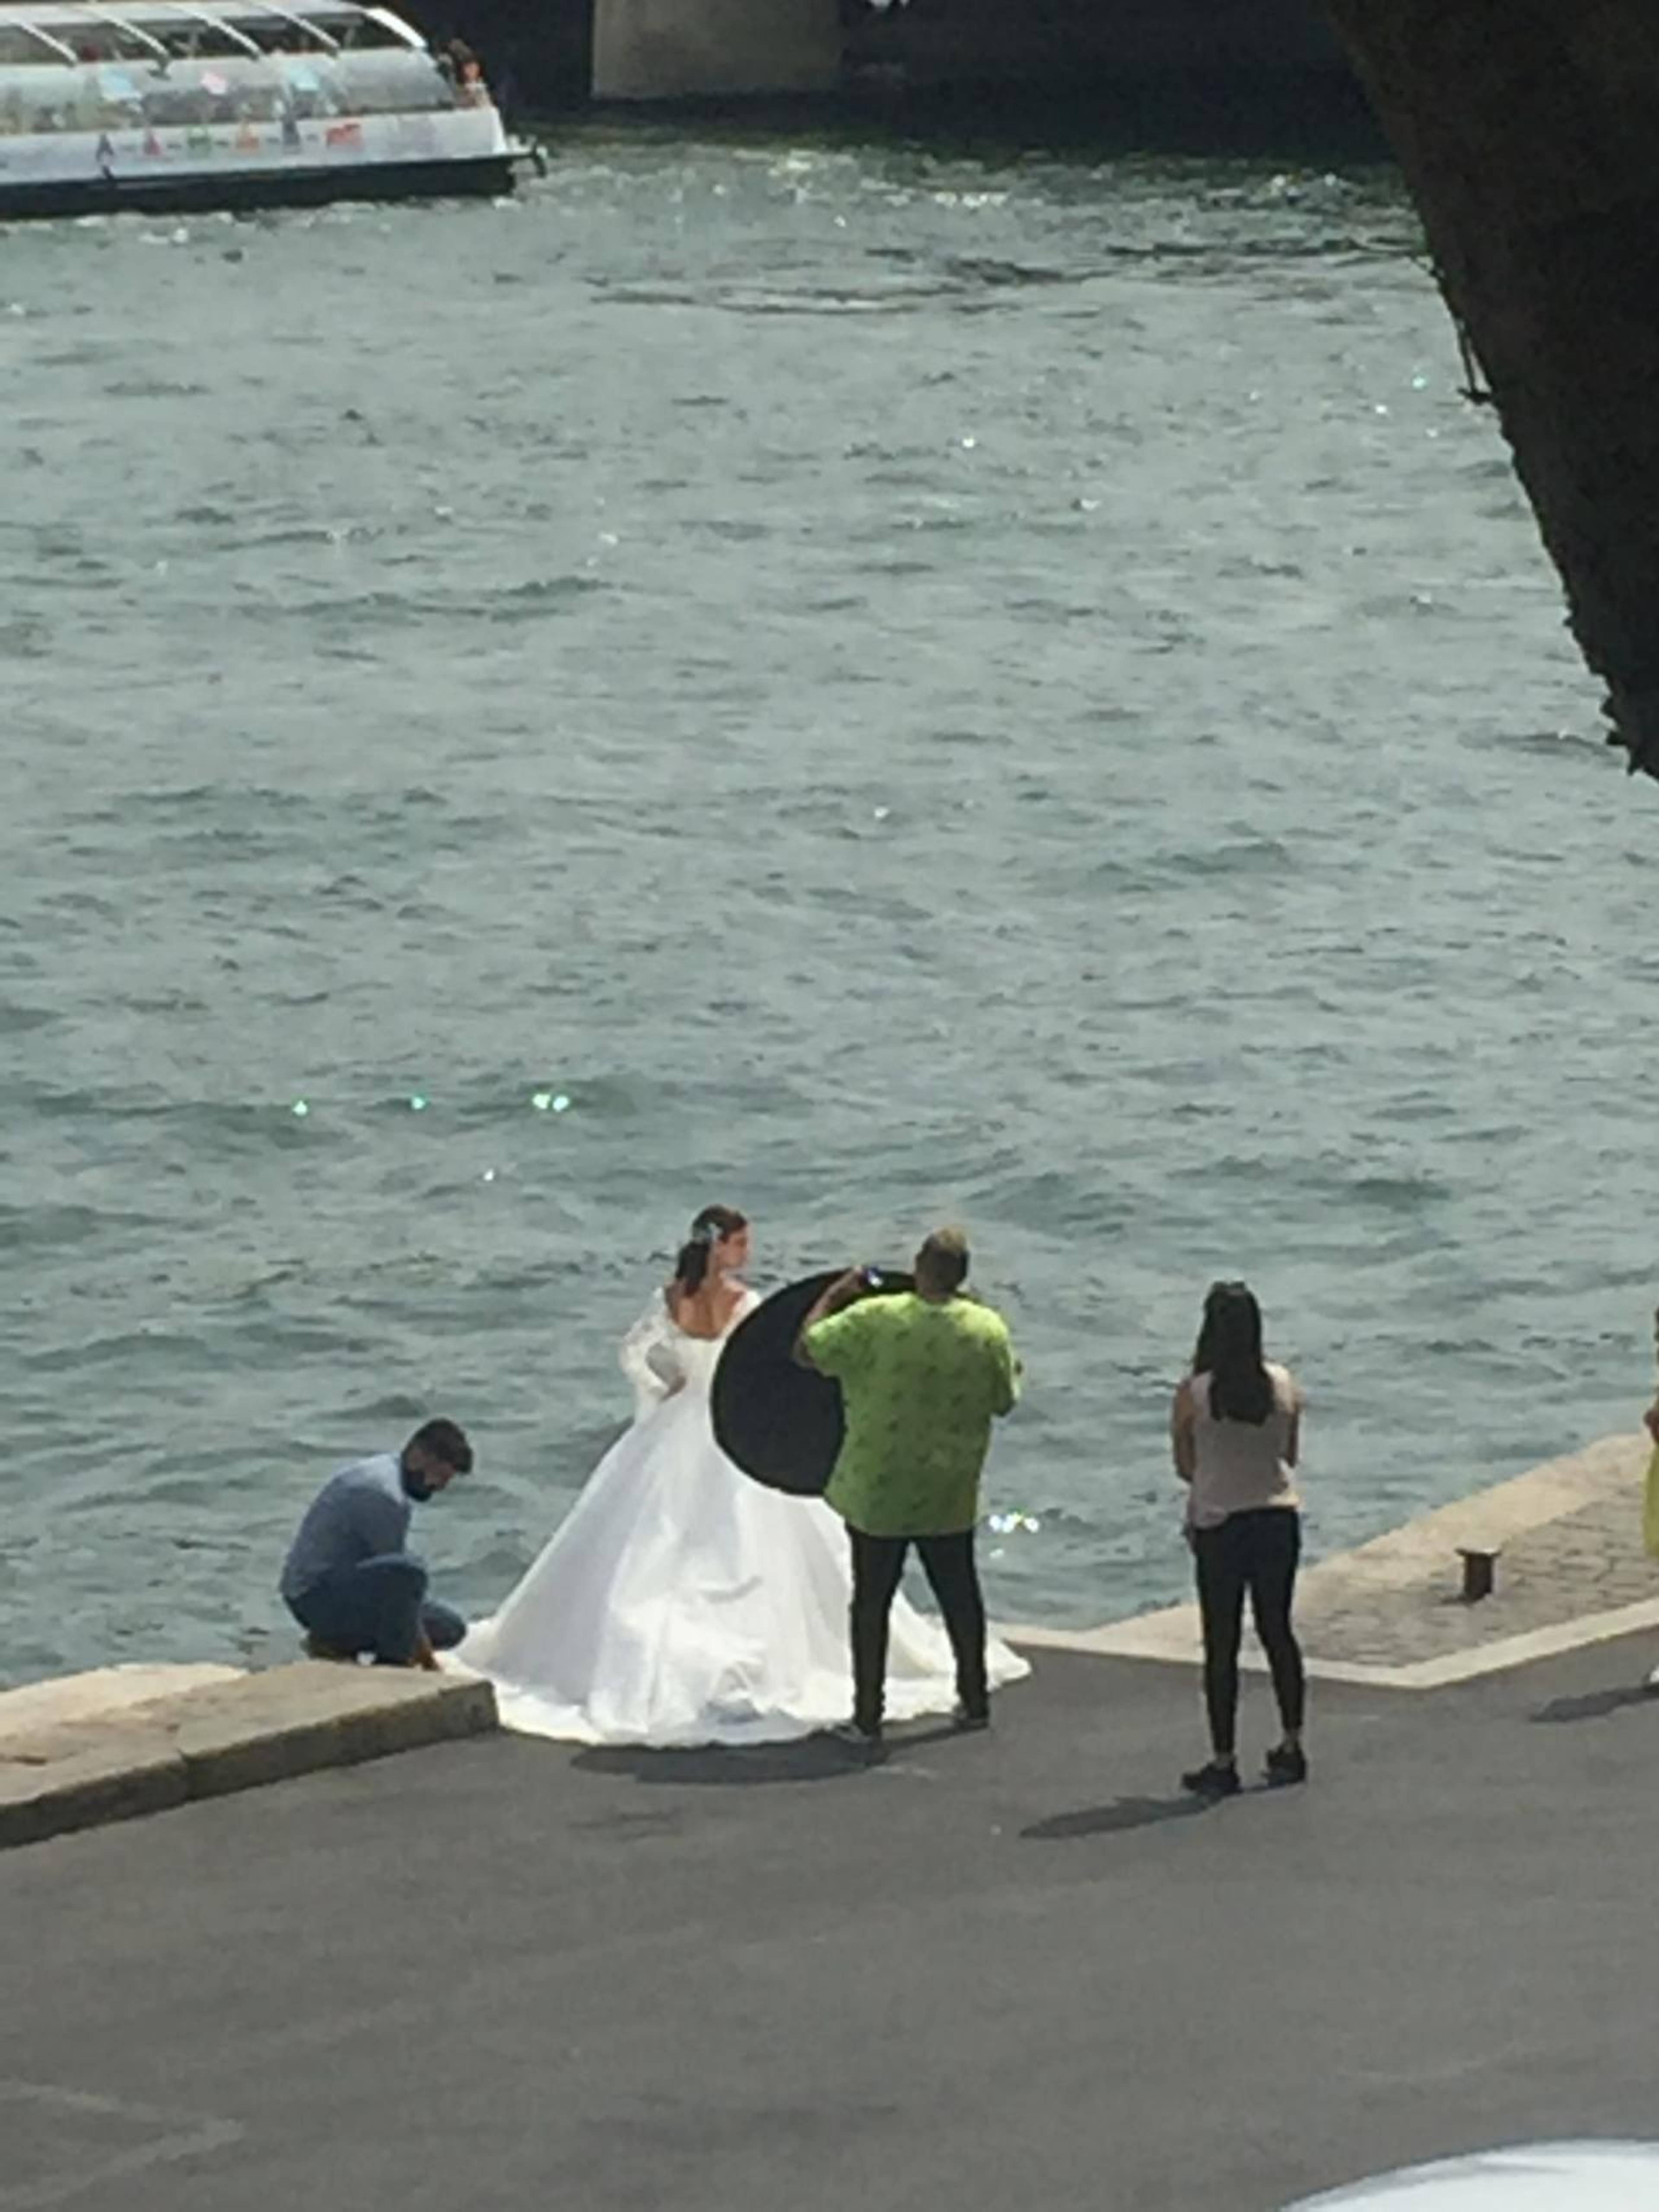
[953, 1704, 991, 1733]
[1264, 1743, 1308, 1788]
[1180, 1759, 1241, 1799]
[303, 1634, 357, 1663]
[826, 1720, 884, 1758]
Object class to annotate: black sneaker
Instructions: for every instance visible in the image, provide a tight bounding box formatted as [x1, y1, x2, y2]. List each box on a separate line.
[1264, 1744, 1308, 1788]
[826, 1720, 884, 1759]
[1180, 1759, 1241, 1799]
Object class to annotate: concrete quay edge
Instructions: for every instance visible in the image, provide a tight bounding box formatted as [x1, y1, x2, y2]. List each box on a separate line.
[0, 1662, 498, 1852]
[1004, 1431, 1658, 1692]
[1006, 1593, 1659, 1691]
[2, 1433, 1649, 1848]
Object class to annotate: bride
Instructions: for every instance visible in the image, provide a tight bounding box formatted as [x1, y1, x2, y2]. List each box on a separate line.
[456, 1203, 1030, 1746]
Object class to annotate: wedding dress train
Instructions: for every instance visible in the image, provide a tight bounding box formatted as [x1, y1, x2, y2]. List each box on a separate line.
[456, 1288, 1030, 1746]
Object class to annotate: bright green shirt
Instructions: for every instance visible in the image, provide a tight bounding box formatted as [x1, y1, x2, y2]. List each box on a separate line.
[804, 1292, 1020, 1538]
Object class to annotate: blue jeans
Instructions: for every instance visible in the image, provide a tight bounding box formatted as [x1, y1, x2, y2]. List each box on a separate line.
[286, 1553, 467, 1666]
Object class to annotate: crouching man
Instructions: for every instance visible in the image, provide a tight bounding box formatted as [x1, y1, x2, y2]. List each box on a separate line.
[280, 1419, 472, 1668]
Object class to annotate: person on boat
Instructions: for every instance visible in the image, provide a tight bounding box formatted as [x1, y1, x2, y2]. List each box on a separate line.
[454, 1206, 1026, 1745]
[280, 1419, 473, 1667]
[440, 38, 488, 105]
[1170, 1281, 1307, 1798]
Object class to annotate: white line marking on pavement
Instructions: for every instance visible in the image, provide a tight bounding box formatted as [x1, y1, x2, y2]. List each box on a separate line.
[0, 2081, 242, 2210]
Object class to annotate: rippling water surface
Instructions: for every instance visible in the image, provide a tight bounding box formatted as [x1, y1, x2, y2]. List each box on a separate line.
[2, 125, 1652, 1686]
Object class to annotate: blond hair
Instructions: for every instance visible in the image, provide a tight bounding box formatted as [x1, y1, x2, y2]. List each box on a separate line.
[917, 1226, 969, 1292]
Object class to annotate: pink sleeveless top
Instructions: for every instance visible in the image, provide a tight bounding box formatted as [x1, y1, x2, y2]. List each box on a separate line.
[1187, 1363, 1301, 1530]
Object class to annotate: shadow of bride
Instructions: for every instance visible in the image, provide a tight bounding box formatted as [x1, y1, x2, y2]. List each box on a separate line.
[572, 1715, 986, 1787]
[572, 1736, 867, 1788]
[1021, 1794, 1216, 1841]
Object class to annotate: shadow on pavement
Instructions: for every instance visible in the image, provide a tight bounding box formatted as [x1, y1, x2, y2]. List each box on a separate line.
[1021, 1793, 1216, 1841]
[574, 1738, 865, 1787]
[1531, 1681, 1659, 1725]
[572, 1717, 980, 1787]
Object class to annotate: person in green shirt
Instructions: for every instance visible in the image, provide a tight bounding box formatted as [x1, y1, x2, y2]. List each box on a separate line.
[797, 1226, 1020, 1747]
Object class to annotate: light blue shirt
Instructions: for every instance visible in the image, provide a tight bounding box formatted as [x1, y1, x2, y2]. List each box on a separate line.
[280, 1453, 412, 1602]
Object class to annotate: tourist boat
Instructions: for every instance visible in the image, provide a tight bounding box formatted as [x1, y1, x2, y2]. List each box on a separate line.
[0, 0, 529, 218]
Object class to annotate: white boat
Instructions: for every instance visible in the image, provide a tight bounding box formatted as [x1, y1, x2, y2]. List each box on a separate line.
[1283, 2141, 1659, 2209]
[0, 0, 530, 218]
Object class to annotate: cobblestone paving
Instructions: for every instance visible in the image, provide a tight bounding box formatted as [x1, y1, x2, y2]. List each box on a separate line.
[1297, 1479, 1659, 1670]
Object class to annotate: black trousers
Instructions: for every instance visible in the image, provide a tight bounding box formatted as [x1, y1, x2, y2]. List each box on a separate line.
[849, 1527, 988, 1733]
[1192, 1508, 1305, 1758]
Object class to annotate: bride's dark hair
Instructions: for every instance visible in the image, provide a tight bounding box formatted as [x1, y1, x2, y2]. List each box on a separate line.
[671, 1204, 747, 1299]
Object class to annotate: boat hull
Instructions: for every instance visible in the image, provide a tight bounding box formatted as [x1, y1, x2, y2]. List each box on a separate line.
[0, 149, 515, 218]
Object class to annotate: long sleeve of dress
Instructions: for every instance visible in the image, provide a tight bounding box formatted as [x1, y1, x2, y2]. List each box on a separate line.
[618, 1292, 685, 1422]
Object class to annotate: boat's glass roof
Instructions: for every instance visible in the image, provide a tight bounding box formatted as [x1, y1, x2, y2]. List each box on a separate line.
[2, 2, 410, 34]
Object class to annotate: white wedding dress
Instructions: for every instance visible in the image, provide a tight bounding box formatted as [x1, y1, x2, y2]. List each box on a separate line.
[454, 1287, 1030, 1746]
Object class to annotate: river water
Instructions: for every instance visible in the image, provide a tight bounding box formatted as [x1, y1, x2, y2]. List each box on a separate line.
[2, 124, 1652, 1688]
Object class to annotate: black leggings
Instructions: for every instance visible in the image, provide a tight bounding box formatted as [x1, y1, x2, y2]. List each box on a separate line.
[1192, 1509, 1304, 1758]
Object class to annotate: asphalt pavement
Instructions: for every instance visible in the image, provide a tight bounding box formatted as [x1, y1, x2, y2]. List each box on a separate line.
[8, 1638, 1659, 2212]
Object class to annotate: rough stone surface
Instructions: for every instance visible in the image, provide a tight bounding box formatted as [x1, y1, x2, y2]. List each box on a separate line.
[1020, 1433, 1656, 1684]
[1295, 1434, 1654, 1669]
[164, 1663, 499, 1798]
[0, 1664, 245, 1732]
[0, 1663, 498, 1850]
[0, 1725, 188, 1850]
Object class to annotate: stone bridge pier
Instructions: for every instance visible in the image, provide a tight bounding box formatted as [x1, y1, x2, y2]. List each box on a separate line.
[591, 0, 842, 99]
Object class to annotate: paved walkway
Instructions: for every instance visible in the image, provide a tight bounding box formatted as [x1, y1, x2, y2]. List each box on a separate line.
[8, 1638, 1659, 2212]
[0, 1662, 496, 1848]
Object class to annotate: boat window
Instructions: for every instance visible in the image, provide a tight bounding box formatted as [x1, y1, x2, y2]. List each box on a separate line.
[0, 23, 67, 60]
[137, 53, 281, 120]
[146, 19, 262, 57]
[224, 19, 299, 49]
[337, 44, 447, 108]
[0, 57, 87, 128]
[179, 27, 252, 53]
[308, 10, 407, 46]
[0, 1, 452, 123]
[27, 17, 156, 60]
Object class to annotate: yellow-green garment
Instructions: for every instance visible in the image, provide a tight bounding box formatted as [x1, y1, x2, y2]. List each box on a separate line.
[804, 1292, 1020, 1537]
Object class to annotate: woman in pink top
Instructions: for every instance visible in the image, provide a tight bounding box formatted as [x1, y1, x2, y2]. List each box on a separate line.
[1170, 1281, 1306, 1798]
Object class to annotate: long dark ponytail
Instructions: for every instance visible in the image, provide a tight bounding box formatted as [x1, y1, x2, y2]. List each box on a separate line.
[671, 1203, 747, 1300]
[1193, 1280, 1274, 1426]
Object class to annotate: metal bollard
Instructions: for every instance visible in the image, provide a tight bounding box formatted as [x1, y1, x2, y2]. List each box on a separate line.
[1457, 1547, 1499, 1603]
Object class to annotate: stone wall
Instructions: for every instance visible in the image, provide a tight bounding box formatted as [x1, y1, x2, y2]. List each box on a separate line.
[847, 0, 1346, 86]
[393, 0, 1354, 115]
[591, 0, 842, 99]
[1325, 0, 1659, 779]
